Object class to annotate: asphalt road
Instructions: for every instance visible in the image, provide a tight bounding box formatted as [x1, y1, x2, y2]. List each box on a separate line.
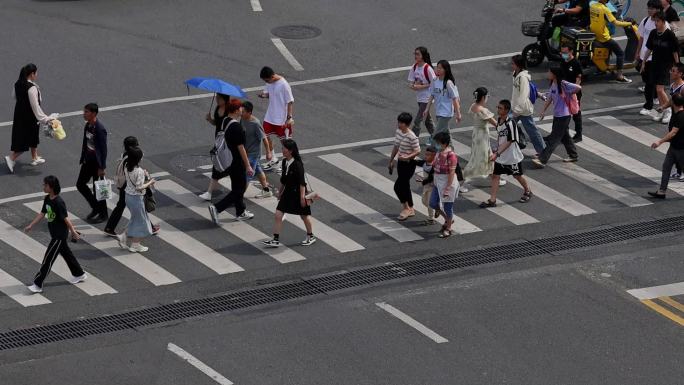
[1, 0, 683, 383]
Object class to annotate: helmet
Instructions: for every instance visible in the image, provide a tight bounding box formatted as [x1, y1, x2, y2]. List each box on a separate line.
[647, 0, 663, 10]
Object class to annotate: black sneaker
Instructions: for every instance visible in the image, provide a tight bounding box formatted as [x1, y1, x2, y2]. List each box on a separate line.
[262, 239, 281, 247]
[301, 235, 317, 246]
[86, 210, 99, 220]
[572, 135, 582, 143]
[89, 213, 108, 224]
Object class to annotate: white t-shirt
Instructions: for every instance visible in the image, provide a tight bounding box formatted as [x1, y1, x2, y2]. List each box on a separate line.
[638, 17, 671, 61]
[429, 79, 460, 118]
[263, 78, 294, 126]
[408, 63, 436, 103]
[495, 118, 524, 165]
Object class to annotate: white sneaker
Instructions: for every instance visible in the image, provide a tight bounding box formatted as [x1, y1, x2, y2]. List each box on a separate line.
[198, 191, 212, 201]
[459, 185, 469, 193]
[254, 188, 273, 198]
[69, 273, 87, 284]
[639, 108, 654, 116]
[208, 204, 219, 225]
[268, 158, 279, 166]
[236, 210, 254, 221]
[301, 235, 317, 246]
[661, 109, 672, 124]
[262, 238, 281, 247]
[638, 86, 645, 93]
[650, 110, 663, 121]
[4, 155, 15, 173]
[27, 284, 43, 293]
[29, 158, 45, 166]
[117, 232, 128, 249]
[129, 243, 149, 253]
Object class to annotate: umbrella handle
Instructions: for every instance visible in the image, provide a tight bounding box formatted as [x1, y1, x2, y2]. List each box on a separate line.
[208, 94, 215, 115]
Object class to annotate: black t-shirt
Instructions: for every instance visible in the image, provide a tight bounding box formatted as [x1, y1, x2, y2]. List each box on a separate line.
[646, 29, 679, 70]
[561, 58, 583, 97]
[665, 6, 680, 23]
[214, 108, 226, 137]
[41, 195, 69, 239]
[224, 119, 246, 170]
[669, 110, 684, 149]
[569, 0, 590, 27]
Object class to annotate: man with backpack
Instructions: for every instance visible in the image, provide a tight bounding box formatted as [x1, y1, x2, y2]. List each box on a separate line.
[511, 54, 546, 156]
[208, 99, 254, 224]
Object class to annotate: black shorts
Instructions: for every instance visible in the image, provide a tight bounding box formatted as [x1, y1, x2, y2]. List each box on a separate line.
[211, 166, 230, 180]
[650, 64, 671, 86]
[494, 161, 524, 176]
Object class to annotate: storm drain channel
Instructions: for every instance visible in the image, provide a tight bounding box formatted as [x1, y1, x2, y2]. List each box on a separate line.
[2, 215, 683, 351]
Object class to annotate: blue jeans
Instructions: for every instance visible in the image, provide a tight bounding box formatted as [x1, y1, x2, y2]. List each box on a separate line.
[428, 187, 454, 219]
[515, 115, 546, 155]
[247, 155, 264, 182]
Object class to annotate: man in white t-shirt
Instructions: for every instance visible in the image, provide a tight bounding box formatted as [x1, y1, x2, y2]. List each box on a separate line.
[480, 99, 532, 208]
[637, 0, 669, 117]
[258, 66, 294, 171]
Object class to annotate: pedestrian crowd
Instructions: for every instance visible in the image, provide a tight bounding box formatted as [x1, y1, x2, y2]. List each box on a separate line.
[5, 0, 684, 293]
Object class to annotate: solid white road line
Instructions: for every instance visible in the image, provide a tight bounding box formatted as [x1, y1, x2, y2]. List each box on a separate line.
[0, 217, 117, 296]
[304, 173, 423, 243]
[376, 302, 448, 344]
[167, 343, 234, 385]
[627, 281, 684, 300]
[155, 179, 305, 263]
[24, 202, 181, 286]
[271, 38, 305, 71]
[522, 148, 652, 208]
[320, 153, 482, 234]
[108, 194, 244, 275]
[250, 0, 263, 11]
[206, 173, 365, 252]
[590, 116, 668, 154]
[0, 267, 51, 306]
[538, 123, 684, 196]
[0, 172, 169, 205]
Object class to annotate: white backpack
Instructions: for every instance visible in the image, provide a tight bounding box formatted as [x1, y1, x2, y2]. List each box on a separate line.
[210, 118, 235, 173]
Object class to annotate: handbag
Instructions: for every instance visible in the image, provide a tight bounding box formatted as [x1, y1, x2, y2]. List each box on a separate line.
[304, 172, 320, 205]
[94, 177, 113, 201]
[144, 186, 156, 213]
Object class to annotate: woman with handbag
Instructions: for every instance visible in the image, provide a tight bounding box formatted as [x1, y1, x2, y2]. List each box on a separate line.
[262, 139, 316, 247]
[533, 66, 581, 168]
[5, 64, 55, 173]
[117, 147, 156, 252]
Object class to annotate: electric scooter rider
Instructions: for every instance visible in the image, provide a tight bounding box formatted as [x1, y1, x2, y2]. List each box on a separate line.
[552, 0, 590, 29]
[589, 0, 635, 83]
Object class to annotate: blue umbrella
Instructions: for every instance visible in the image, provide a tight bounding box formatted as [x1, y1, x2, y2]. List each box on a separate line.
[184, 77, 247, 98]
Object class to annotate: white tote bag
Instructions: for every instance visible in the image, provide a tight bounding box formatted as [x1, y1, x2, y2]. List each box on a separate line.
[94, 178, 113, 201]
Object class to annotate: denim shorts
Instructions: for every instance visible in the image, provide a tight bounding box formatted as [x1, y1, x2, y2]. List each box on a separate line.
[247, 155, 263, 181]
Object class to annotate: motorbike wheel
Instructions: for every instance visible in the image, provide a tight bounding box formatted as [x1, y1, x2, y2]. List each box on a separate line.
[522, 43, 544, 67]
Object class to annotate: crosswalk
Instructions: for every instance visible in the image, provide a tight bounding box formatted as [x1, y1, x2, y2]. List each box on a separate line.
[0, 114, 678, 308]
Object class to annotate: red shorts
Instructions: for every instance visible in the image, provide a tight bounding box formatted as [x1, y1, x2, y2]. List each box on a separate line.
[263, 121, 293, 139]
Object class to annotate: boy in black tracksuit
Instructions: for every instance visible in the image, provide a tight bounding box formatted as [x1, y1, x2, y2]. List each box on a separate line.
[25, 175, 87, 293]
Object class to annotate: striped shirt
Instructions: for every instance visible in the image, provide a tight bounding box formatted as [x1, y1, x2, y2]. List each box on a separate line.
[393, 129, 420, 158]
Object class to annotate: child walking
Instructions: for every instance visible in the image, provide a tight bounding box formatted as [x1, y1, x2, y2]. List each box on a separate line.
[24, 175, 87, 293]
[415, 146, 437, 225]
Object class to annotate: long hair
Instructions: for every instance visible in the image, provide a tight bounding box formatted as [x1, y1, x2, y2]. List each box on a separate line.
[125, 147, 143, 172]
[511, 54, 526, 75]
[416, 46, 433, 69]
[549, 66, 564, 94]
[281, 139, 302, 162]
[18, 63, 37, 83]
[436, 60, 455, 88]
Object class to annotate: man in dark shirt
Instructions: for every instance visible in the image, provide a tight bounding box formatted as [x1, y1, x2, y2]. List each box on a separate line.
[77, 103, 108, 223]
[208, 100, 255, 224]
[553, 0, 590, 28]
[560, 45, 584, 142]
[649, 93, 684, 198]
[642, 11, 681, 122]
[663, 0, 681, 23]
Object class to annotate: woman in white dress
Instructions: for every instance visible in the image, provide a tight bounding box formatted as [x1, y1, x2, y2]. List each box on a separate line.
[463, 87, 497, 180]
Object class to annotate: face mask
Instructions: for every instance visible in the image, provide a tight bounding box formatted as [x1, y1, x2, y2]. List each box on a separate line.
[561, 53, 570, 61]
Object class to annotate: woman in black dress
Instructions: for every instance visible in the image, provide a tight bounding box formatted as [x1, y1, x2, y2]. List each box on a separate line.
[5, 64, 54, 173]
[199, 93, 230, 201]
[262, 139, 316, 247]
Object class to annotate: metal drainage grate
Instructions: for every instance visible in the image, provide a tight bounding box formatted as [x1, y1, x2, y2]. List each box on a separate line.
[1, 215, 683, 350]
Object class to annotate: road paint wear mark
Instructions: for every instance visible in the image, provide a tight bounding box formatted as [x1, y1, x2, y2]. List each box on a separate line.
[0, 217, 117, 296]
[155, 179, 305, 263]
[537, 123, 684, 196]
[590, 116, 668, 154]
[376, 302, 448, 343]
[108, 193, 244, 274]
[521, 147, 652, 208]
[250, 0, 262, 11]
[24, 201, 181, 286]
[207, 173, 366, 251]
[0, 171, 169, 205]
[0, 267, 51, 307]
[320, 153, 481, 234]
[271, 38, 305, 71]
[641, 299, 684, 327]
[627, 281, 684, 300]
[167, 343, 234, 385]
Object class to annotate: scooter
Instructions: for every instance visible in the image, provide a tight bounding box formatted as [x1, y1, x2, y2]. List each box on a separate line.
[521, 0, 638, 75]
